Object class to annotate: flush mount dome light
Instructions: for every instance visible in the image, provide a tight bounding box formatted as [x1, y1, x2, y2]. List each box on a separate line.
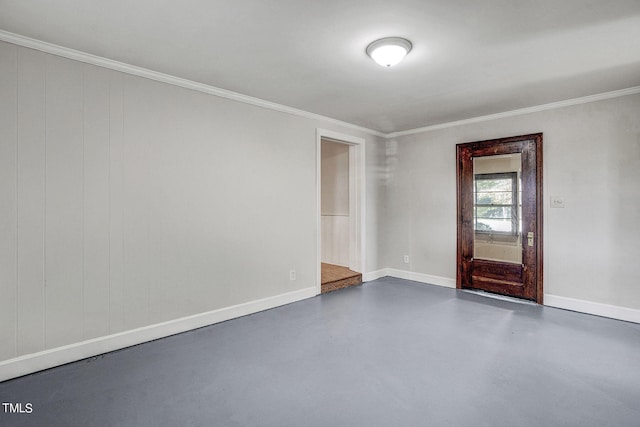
[366, 37, 412, 67]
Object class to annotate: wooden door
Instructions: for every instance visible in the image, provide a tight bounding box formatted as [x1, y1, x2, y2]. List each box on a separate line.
[456, 134, 543, 303]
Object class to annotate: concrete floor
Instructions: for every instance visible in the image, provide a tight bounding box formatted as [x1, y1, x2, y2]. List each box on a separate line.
[1, 277, 639, 426]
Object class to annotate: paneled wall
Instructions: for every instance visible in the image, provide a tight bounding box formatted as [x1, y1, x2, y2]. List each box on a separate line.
[0, 41, 385, 365]
[321, 216, 349, 266]
[321, 140, 350, 266]
[0, 47, 131, 358]
[0, 42, 18, 361]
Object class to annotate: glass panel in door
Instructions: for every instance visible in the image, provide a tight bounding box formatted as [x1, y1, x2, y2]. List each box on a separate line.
[473, 154, 522, 264]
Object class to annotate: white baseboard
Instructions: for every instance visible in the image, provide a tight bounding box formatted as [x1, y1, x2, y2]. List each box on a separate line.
[4, 278, 637, 383]
[363, 267, 455, 288]
[366, 269, 640, 324]
[363, 269, 388, 282]
[544, 294, 640, 324]
[0, 286, 316, 383]
[386, 268, 456, 288]
[383, 270, 640, 324]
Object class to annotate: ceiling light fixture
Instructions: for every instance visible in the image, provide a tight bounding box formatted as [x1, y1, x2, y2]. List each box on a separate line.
[366, 37, 412, 67]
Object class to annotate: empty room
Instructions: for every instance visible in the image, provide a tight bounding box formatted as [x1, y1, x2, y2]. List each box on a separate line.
[1, 1, 639, 426]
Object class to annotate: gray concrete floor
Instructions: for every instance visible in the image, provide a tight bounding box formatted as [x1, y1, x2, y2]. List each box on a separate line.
[1, 277, 639, 426]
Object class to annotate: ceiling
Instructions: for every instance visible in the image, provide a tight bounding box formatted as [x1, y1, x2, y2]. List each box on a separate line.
[1, 0, 639, 134]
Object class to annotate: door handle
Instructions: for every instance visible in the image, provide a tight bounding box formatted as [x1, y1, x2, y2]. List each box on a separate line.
[527, 232, 534, 247]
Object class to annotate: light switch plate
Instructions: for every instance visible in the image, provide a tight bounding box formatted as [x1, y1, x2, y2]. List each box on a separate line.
[550, 196, 565, 208]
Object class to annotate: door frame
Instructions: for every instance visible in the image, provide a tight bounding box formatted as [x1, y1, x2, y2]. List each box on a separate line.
[456, 133, 543, 303]
[316, 129, 366, 295]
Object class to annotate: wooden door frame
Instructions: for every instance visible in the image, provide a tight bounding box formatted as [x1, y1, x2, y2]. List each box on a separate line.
[456, 133, 544, 304]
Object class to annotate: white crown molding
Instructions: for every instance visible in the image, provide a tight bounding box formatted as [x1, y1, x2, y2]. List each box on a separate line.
[2, 30, 639, 141]
[0, 30, 385, 138]
[385, 85, 640, 139]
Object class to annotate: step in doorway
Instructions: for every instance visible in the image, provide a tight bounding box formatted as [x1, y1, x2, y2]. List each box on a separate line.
[321, 263, 362, 293]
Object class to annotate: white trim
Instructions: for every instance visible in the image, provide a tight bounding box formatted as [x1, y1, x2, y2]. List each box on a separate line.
[0, 287, 316, 382]
[316, 129, 366, 295]
[2, 30, 639, 140]
[317, 129, 367, 147]
[316, 136, 322, 295]
[0, 30, 384, 138]
[362, 268, 456, 288]
[386, 86, 640, 138]
[544, 294, 640, 324]
[386, 268, 456, 288]
[348, 145, 358, 272]
[4, 31, 639, 142]
[363, 269, 388, 282]
[376, 271, 640, 324]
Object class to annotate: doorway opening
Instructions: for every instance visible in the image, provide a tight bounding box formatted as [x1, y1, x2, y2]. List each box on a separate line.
[316, 129, 365, 294]
[456, 134, 543, 303]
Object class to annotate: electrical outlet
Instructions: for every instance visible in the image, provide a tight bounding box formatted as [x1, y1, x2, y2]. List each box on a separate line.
[403, 255, 410, 264]
[550, 196, 565, 208]
[289, 270, 296, 281]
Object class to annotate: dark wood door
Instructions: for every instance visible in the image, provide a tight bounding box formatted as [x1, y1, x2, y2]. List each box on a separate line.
[456, 134, 543, 303]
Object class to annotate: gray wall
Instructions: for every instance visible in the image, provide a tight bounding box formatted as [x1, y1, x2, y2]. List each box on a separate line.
[0, 41, 386, 363]
[383, 93, 640, 309]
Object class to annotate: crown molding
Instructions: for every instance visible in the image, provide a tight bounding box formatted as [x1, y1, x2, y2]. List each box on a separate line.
[0, 30, 386, 138]
[2, 30, 639, 141]
[386, 85, 640, 139]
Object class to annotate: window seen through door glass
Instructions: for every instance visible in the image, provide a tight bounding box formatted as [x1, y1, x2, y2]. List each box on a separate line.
[474, 173, 518, 234]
